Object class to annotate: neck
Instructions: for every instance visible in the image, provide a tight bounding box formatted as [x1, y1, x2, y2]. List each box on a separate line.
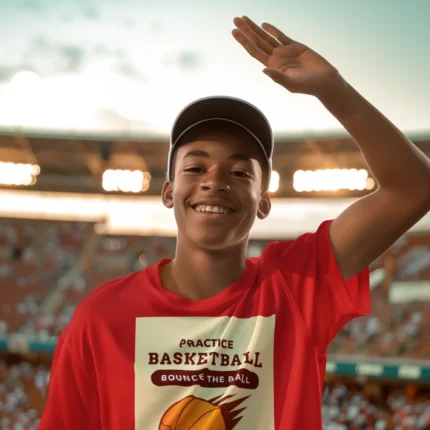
[160, 236, 248, 300]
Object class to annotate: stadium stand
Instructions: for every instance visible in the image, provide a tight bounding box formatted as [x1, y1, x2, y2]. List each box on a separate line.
[322, 382, 430, 429]
[0, 219, 94, 339]
[0, 359, 47, 430]
[329, 233, 430, 361]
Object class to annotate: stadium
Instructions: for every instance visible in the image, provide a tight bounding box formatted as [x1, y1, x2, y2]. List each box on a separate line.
[1, 130, 429, 429]
[1, 1, 430, 429]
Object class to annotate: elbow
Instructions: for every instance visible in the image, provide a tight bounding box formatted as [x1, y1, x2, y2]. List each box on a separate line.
[416, 177, 430, 212]
[422, 171, 430, 208]
[402, 167, 430, 210]
[424, 191, 430, 212]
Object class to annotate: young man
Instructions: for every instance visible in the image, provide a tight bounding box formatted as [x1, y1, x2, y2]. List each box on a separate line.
[40, 17, 430, 430]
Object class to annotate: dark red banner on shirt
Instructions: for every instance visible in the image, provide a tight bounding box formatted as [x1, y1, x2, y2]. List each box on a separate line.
[151, 368, 259, 389]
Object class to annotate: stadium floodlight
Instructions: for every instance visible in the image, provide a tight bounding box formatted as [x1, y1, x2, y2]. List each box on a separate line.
[293, 169, 375, 192]
[0, 162, 40, 186]
[269, 170, 280, 193]
[102, 169, 151, 193]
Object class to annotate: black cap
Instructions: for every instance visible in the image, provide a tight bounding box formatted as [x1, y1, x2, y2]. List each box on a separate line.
[168, 96, 274, 185]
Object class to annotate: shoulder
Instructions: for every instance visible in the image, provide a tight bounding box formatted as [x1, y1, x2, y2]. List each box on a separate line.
[69, 270, 145, 329]
[260, 220, 334, 268]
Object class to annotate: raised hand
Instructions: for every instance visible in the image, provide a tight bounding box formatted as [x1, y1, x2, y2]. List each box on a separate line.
[232, 16, 343, 98]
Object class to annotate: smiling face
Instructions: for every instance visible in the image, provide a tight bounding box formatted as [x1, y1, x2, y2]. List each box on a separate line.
[162, 121, 271, 251]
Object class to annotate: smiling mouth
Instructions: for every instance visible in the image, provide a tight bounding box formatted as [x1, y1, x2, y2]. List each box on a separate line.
[192, 204, 234, 215]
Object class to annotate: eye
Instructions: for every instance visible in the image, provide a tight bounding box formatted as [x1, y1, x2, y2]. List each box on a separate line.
[231, 171, 250, 178]
[184, 166, 205, 173]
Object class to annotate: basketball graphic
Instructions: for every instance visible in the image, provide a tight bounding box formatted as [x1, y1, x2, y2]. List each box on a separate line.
[159, 394, 249, 430]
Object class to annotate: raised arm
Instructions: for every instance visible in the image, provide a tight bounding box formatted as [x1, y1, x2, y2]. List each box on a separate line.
[232, 16, 430, 280]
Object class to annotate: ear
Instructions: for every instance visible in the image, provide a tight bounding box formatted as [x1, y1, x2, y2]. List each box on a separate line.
[257, 191, 271, 220]
[161, 181, 174, 209]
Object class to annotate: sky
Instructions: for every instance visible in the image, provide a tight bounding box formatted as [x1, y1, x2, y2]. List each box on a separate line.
[0, 0, 429, 138]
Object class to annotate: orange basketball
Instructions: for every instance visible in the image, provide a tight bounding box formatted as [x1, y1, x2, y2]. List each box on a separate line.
[159, 395, 226, 430]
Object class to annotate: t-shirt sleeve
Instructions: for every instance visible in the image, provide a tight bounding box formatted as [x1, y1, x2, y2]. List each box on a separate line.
[262, 219, 371, 352]
[39, 312, 101, 429]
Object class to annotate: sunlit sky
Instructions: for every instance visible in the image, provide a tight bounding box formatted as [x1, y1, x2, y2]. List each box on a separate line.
[0, 0, 429, 137]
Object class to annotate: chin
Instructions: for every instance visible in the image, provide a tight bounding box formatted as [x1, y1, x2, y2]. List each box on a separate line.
[175, 213, 254, 252]
[192, 232, 233, 251]
[187, 227, 249, 253]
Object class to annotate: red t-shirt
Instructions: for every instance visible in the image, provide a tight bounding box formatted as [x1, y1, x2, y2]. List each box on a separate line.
[39, 220, 370, 430]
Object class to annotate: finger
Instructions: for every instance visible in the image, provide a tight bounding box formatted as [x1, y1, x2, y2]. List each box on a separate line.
[261, 22, 295, 45]
[232, 29, 269, 65]
[262, 68, 300, 93]
[263, 68, 289, 85]
[240, 16, 280, 49]
[233, 17, 274, 55]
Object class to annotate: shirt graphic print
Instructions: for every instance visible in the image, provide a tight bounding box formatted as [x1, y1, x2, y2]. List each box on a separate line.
[135, 316, 276, 429]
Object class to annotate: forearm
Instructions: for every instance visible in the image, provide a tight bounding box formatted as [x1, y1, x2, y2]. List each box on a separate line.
[319, 78, 430, 196]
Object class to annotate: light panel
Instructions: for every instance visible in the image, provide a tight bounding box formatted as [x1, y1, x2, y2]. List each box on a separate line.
[269, 171, 280, 193]
[293, 169, 375, 193]
[0, 162, 40, 186]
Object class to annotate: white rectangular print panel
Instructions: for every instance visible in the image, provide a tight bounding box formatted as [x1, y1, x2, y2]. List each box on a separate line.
[135, 316, 275, 430]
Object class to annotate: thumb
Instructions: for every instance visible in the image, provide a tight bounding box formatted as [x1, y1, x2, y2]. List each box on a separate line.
[263, 68, 295, 91]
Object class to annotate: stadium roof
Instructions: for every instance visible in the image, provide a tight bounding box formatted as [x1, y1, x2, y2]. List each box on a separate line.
[0, 129, 429, 198]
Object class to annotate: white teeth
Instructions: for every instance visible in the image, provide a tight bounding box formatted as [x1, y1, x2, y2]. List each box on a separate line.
[194, 204, 231, 214]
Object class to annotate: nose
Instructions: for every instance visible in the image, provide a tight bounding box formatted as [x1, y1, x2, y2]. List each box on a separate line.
[200, 169, 230, 192]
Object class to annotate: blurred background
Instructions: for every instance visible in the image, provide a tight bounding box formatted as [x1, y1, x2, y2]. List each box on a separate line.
[0, 0, 429, 429]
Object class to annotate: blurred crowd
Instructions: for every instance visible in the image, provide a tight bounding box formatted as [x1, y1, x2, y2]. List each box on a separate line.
[329, 295, 430, 360]
[328, 235, 430, 360]
[323, 383, 430, 429]
[0, 219, 94, 338]
[0, 360, 47, 430]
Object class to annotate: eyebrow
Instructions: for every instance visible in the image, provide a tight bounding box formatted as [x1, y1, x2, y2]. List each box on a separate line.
[183, 150, 210, 159]
[183, 150, 251, 162]
[229, 153, 251, 162]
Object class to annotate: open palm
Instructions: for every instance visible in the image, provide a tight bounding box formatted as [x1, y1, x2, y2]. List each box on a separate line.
[232, 16, 341, 97]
